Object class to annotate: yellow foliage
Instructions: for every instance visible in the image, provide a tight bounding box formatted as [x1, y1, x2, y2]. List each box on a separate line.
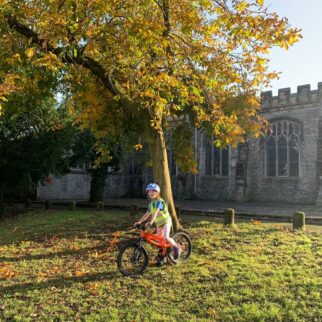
[33, 53, 64, 71]
[25, 47, 35, 59]
[134, 144, 143, 151]
[0, 0, 302, 166]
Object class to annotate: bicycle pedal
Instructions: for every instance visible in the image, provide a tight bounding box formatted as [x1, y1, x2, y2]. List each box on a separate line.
[156, 257, 167, 267]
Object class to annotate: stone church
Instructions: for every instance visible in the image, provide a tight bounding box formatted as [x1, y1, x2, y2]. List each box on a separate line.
[38, 82, 322, 205]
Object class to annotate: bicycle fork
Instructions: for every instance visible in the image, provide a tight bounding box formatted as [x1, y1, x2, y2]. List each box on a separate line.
[132, 239, 144, 263]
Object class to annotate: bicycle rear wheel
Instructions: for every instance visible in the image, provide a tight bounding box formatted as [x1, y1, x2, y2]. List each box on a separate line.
[167, 232, 192, 264]
[117, 242, 149, 276]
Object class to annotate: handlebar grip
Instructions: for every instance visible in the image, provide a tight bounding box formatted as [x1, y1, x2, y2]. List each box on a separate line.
[134, 223, 146, 230]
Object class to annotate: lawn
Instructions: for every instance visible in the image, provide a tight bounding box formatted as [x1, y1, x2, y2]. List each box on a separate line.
[0, 209, 321, 321]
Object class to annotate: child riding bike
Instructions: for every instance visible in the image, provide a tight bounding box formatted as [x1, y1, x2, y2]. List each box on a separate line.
[134, 183, 181, 266]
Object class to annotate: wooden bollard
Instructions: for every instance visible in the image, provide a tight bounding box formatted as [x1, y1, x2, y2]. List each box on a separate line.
[224, 208, 235, 226]
[96, 202, 104, 212]
[293, 212, 305, 230]
[69, 201, 76, 211]
[45, 200, 52, 210]
[25, 198, 32, 209]
[130, 205, 139, 217]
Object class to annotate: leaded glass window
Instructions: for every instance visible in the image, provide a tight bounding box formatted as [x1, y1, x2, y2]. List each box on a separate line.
[204, 137, 229, 176]
[166, 135, 178, 176]
[205, 141, 212, 175]
[266, 120, 300, 177]
[278, 136, 287, 176]
[289, 135, 300, 177]
[267, 136, 276, 176]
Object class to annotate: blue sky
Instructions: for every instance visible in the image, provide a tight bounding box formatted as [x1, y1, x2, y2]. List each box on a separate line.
[264, 0, 322, 95]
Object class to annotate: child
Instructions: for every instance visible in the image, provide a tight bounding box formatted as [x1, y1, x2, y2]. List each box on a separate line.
[134, 183, 181, 266]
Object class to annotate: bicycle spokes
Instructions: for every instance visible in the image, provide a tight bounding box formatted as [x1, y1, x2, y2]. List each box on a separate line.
[120, 245, 147, 275]
[132, 248, 141, 263]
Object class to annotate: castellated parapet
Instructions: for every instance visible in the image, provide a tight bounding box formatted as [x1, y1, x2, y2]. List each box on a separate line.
[261, 82, 322, 108]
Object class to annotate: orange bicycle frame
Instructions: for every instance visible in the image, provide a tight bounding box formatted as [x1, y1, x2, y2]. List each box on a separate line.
[140, 230, 172, 249]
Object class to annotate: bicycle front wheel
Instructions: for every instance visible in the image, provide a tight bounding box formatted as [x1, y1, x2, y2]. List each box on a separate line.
[117, 242, 149, 276]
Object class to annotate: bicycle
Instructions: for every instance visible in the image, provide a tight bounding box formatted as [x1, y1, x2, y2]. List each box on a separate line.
[117, 224, 192, 276]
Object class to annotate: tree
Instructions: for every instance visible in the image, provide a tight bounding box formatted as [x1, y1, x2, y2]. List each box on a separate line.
[0, 35, 75, 203]
[0, 0, 301, 231]
[0, 108, 74, 202]
[70, 130, 121, 202]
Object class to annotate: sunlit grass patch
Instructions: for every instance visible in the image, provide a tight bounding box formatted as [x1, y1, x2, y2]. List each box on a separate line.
[0, 210, 321, 321]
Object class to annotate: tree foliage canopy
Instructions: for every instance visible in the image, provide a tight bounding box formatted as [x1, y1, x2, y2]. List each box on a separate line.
[0, 0, 301, 228]
[0, 0, 301, 148]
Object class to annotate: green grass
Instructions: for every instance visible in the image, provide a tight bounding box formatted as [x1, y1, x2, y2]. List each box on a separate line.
[0, 209, 321, 321]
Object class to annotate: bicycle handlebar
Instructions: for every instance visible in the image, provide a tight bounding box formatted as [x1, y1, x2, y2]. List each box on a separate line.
[134, 223, 146, 231]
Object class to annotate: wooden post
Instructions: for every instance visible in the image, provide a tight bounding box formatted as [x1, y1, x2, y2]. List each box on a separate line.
[130, 205, 139, 217]
[96, 202, 104, 212]
[69, 201, 76, 211]
[45, 200, 52, 210]
[224, 208, 235, 226]
[293, 212, 305, 230]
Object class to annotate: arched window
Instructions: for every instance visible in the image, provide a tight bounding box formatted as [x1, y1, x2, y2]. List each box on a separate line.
[205, 141, 212, 175]
[266, 120, 300, 177]
[204, 137, 229, 176]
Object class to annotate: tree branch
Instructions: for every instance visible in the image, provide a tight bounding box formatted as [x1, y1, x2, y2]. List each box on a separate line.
[4, 14, 118, 96]
[4, 13, 154, 129]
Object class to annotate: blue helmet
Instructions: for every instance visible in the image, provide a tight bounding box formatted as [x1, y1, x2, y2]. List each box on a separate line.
[146, 183, 160, 193]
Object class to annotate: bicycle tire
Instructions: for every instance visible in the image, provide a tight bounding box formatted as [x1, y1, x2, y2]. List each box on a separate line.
[117, 242, 149, 276]
[167, 232, 192, 264]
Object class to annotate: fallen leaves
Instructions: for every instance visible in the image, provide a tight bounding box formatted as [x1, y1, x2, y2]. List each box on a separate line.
[85, 282, 100, 296]
[207, 308, 217, 317]
[0, 264, 16, 279]
[74, 269, 90, 277]
[37, 267, 63, 280]
[105, 231, 121, 253]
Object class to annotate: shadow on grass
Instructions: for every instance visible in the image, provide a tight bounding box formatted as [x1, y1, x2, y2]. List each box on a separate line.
[233, 225, 283, 237]
[0, 243, 113, 263]
[0, 208, 132, 246]
[0, 270, 120, 296]
[0, 225, 131, 246]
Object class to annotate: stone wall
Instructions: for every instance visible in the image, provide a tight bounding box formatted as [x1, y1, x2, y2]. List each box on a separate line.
[104, 175, 125, 199]
[249, 84, 322, 204]
[38, 171, 125, 200]
[37, 83, 322, 204]
[37, 172, 91, 200]
[194, 130, 238, 201]
[191, 83, 322, 204]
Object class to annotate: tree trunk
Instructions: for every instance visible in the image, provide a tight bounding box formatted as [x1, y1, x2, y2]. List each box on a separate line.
[89, 164, 108, 202]
[146, 127, 181, 232]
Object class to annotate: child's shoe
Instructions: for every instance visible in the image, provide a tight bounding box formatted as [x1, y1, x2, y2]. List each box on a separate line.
[173, 245, 182, 260]
[156, 256, 167, 267]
